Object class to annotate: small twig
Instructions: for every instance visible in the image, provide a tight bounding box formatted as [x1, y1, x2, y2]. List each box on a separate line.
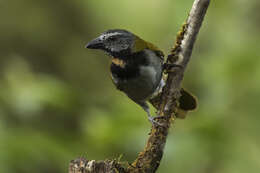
[69, 0, 210, 172]
[69, 158, 126, 173]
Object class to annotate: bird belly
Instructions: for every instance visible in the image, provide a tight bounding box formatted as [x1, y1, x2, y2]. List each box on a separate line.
[112, 65, 162, 102]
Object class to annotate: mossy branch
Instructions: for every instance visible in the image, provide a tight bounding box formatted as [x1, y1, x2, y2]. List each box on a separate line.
[69, 0, 210, 172]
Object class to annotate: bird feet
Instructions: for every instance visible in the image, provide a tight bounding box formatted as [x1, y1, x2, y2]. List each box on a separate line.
[148, 115, 166, 127]
[163, 63, 183, 73]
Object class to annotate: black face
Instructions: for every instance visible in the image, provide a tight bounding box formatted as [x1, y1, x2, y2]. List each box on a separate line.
[86, 29, 134, 57]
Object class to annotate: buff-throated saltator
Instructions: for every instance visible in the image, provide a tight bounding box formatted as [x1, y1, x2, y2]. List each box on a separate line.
[86, 29, 197, 125]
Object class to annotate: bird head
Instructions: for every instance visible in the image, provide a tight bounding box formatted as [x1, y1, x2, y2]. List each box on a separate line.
[86, 29, 135, 58]
[86, 29, 164, 59]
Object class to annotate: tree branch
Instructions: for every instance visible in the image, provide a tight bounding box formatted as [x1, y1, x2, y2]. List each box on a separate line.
[69, 0, 210, 172]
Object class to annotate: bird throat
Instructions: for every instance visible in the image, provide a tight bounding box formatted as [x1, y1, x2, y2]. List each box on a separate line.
[111, 57, 126, 68]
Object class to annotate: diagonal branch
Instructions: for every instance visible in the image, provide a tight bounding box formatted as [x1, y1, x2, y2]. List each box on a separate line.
[69, 0, 210, 172]
[127, 0, 210, 172]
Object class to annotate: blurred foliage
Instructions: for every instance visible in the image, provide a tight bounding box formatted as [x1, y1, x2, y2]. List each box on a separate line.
[0, 0, 260, 173]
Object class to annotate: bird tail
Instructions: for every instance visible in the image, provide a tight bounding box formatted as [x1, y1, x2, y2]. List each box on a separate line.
[176, 88, 197, 118]
[149, 88, 197, 119]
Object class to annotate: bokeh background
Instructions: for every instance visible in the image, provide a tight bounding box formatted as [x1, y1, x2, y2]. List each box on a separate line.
[1, 0, 260, 172]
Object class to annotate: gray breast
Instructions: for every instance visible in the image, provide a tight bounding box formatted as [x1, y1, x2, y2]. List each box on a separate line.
[112, 49, 163, 102]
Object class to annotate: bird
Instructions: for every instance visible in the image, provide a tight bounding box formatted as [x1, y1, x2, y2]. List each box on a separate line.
[86, 29, 197, 125]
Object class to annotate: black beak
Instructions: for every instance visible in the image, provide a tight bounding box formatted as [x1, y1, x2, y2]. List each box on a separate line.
[85, 37, 104, 49]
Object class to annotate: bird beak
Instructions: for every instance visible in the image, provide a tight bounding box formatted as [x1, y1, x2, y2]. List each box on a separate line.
[85, 37, 104, 49]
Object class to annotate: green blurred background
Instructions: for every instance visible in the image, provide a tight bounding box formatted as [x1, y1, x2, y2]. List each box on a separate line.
[1, 0, 260, 172]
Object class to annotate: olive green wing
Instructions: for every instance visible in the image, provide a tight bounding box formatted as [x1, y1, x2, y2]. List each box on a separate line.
[133, 36, 164, 61]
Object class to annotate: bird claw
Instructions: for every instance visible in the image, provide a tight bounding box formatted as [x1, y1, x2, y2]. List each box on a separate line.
[163, 63, 183, 73]
[148, 115, 166, 127]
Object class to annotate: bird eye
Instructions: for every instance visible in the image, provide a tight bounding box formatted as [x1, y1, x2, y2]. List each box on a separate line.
[108, 36, 117, 41]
